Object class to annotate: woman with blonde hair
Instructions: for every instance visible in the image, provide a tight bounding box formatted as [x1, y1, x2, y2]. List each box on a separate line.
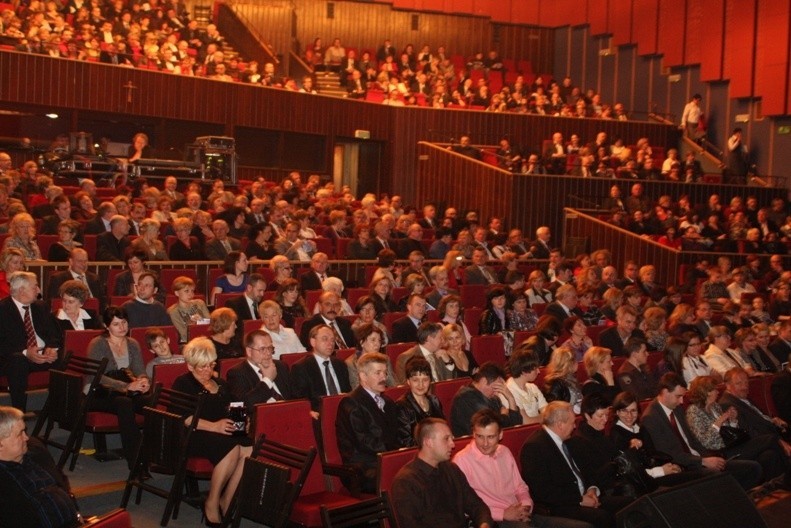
[0, 247, 25, 299]
[266, 255, 293, 292]
[3, 212, 42, 261]
[642, 306, 669, 351]
[667, 303, 696, 337]
[581, 346, 618, 404]
[543, 347, 582, 414]
[172, 337, 253, 525]
[441, 249, 465, 289]
[130, 218, 167, 260]
[441, 323, 478, 378]
[168, 276, 210, 343]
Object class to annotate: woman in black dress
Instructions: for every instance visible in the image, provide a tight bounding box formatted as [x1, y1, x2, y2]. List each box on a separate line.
[245, 223, 277, 261]
[395, 357, 444, 447]
[274, 278, 309, 329]
[208, 307, 242, 361]
[172, 337, 253, 526]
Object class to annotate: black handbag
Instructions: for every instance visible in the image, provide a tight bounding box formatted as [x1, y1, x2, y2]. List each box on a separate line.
[720, 425, 751, 449]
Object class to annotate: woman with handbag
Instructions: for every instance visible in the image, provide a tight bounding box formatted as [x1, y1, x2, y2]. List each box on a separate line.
[86, 306, 151, 469]
[686, 376, 786, 484]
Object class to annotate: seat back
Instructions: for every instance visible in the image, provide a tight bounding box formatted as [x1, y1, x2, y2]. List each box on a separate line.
[463, 307, 483, 336]
[460, 284, 487, 308]
[187, 324, 212, 341]
[152, 362, 189, 388]
[64, 329, 105, 358]
[320, 492, 398, 528]
[280, 352, 309, 368]
[385, 342, 414, 368]
[470, 334, 506, 367]
[433, 377, 470, 415]
[376, 447, 417, 494]
[318, 394, 346, 466]
[139, 385, 202, 475]
[499, 424, 541, 472]
[219, 357, 245, 380]
[383, 385, 408, 401]
[231, 456, 293, 528]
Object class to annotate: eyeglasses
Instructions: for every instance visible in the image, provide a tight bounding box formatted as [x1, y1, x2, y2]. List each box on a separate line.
[248, 346, 275, 353]
[195, 362, 217, 370]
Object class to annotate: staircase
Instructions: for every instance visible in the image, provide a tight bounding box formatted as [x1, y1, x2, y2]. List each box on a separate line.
[314, 71, 348, 98]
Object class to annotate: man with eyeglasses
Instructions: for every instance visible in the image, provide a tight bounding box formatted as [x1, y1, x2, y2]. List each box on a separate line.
[275, 220, 316, 262]
[227, 330, 293, 412]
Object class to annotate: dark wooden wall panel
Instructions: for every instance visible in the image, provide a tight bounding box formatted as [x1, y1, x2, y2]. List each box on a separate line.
[632, 0, 658, 56]
[492, 24, 555, 75]
[684, 0, 703, 66]
[755, 0, 790, 116]
[657, 0, 685, 67]
[219, 3, 284, 68]
[698, 0, 725, 81]
[587, 0, 610, 36]
[609, 0, 632, 46]
[722, 0, 756, 98]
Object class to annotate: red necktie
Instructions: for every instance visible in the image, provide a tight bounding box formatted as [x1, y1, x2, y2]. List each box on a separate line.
[23, 306, 37, 349]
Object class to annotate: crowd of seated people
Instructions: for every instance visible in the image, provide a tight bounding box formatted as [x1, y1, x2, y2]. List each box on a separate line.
[0, 147, 790, 525]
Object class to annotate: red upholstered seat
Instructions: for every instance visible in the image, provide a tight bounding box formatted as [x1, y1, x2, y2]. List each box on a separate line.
[291, 491, 360, 527]
[470, 334, 506, 366]
[184, 457, 214, 473]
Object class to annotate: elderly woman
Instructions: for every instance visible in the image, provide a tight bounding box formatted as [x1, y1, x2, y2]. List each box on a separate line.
[442, 322, 478, 378]
[72, 191, 97, 220]
[543, 346, 582, 414]
[151, 195, 176, 224]
[210, 251, 249, 306]
[55, 279, 102, 335]
[0, 247, 25, 299]
[346, 323, 396, 389]
[704, 326, 756, 378]
[600, 287, 623, 322]
[114, 247, 165, 304]
[732, 327, 775, 374]
[352, 296, 389, 345]
[438, 294, 472, 350]
[259, 300, 306, 358]
[274, 278, 309, 329]
[505, 348, 546, 424]
[87, 306, 151, 468]
[172, 337, 253, 526]
[169, 217, 206, 261]
[370, 249, 402, 287]
[642, 306, 670, 352]
[313, 277, 354, 316]
[48, 219, 82, 262]
[686, 375, 785, 484]
[395, 357, 444, 447]
[581, 346, 619, 404]
[507, 291, 538, 331]
[3, 213, 43, 261]
[130, 218, 167, 260]
[208, 307, 242, 360]
[562, 315, 593, 361]
[167, 276, 210, 343]
[245, 223, 277, 261]
[369, 276, 398, 317]
[266, 255, 293, 292]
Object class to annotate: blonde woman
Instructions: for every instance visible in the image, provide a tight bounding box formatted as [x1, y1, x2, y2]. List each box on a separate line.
[168, 276, 211, 343]
[543, 347, 582, 414]
[581, 346, 619, 404]
[130, 218, 167, 260]
[3, 213, 43, 261]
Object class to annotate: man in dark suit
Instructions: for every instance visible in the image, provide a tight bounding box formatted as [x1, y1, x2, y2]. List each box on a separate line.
[46, 248, 104, 309]
[693, 301, 715, 339]
[599, 306, 644, 357]
[769, 321, 791, 365]
[82, 202, 117, 235]
[641, 373, 762, 490]
[299, 252, 339, 292]
[205, 219, 242, 261]
[449, 362, 522, 437]
[391, 294, 427, 344]
[544, 283, 577, 324]
[299, 291, 357, 351]
[227, 330, 293, 412]
[530, 226, 552, 260]
[39, 195, 76, 236]
[520, 401, 622, 528]
[0, 272, 62, 411]
[336, 352, 400, 493]
[95, 215, 131, 262]
[394, 322, 455, 383]
[397, 223, 426, 259]
[771, 359, 791, 425]
[291, 324, 352, 413]
[464, 247, 498, 285]
[720, 367, 790, 445]
[224, 273, 267, 343]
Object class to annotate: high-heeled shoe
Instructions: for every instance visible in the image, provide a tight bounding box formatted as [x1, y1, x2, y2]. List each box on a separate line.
[201, 505, 223, 527]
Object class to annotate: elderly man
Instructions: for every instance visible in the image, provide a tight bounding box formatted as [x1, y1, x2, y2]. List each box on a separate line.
[465, 247, 498, 285]
[336, 352, 400, 493]
[391, 418, 493, 528]
[83, 201, 117, 234]
[299, 291, 357, 350]
[46, 248, 104, 308]
[95, 214, 131, 261]
[259, 300, 306, 358]
[0, 406, 82, 527]
[530, 226, 552, 260]
[450, 362, 522, 437]
[205, 219, 242, 261]
[397, 223, 426, 258]
[455, 409, 592, 528]
[121, 272, 171, 329]
[0, 272, 61, 411]
[544, 283, 577, 324]
[520, 401, 620, 528]
[227, 330, 293, 412]
[300, 252, 338, 292]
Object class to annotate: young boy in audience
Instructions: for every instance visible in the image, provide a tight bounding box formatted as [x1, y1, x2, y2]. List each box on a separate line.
[144, 328, 185, 378]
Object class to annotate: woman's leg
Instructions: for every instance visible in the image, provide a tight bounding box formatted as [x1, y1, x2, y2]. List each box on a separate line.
[219, 445, 252, 513]
[205, 445, 242, 523]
